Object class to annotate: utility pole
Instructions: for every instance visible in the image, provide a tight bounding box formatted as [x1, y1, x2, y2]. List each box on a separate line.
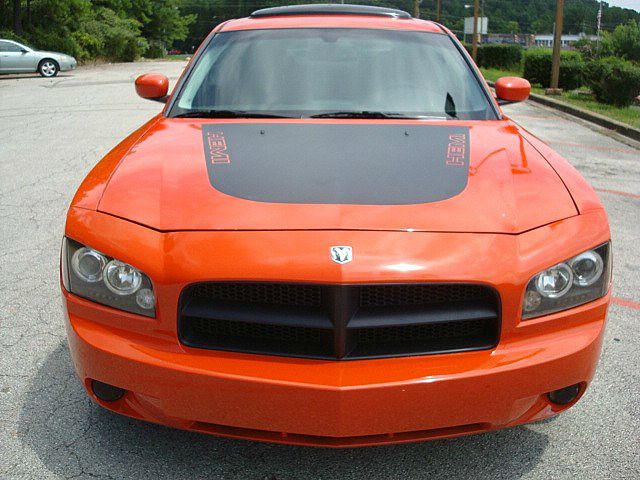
[413, 0, 420, 19]
[596, 0, 603, 51]
[471, 0, 480, 62]
[549, 0, 564, 93]
[436, 0, 441, 23]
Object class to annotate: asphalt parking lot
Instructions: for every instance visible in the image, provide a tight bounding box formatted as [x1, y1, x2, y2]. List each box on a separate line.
[0, 61, 639, 479]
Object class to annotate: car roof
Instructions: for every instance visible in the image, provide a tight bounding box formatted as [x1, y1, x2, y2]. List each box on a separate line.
[220, 3, 445, 34]
[251, 4, 412, 19]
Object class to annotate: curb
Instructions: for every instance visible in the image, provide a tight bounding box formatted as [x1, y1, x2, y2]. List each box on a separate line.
[488, 81, 640, 142]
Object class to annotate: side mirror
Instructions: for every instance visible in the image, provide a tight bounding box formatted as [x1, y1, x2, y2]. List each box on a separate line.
[495, 76, 531, 105]
[20, 48, 28, 53]
[135, 74, 169, 103]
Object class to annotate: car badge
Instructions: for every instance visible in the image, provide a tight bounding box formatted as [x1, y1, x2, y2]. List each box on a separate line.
[330, 246, 353, 265]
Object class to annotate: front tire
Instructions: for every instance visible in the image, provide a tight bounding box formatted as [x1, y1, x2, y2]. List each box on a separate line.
[38, 59, 59, 77]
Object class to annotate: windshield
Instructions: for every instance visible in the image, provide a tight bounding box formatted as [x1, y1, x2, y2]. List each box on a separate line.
[170, 28, 496, 120]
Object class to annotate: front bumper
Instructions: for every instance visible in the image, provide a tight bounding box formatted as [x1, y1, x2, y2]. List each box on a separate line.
[59, 58, 77, 71]
[65, 290, 608, 447]
[63, 207, 611, 446]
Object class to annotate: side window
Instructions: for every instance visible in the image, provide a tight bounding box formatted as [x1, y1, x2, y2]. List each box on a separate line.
[0, 41, 23, 52]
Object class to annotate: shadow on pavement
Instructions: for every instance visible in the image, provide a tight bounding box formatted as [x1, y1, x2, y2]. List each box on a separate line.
[0, 74, 74, 81]
[18, 342, 549, 479]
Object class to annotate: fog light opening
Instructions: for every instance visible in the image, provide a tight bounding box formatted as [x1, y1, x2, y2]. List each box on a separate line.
[547, 384, 581, 406]
[91, 380, 126, 402]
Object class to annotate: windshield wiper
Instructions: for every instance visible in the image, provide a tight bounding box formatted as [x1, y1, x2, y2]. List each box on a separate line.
[310, 111, 419, 119]
[173, 110, 295, 119]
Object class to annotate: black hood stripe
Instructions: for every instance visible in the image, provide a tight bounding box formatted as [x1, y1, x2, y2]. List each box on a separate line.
[202, 124, 469, 205]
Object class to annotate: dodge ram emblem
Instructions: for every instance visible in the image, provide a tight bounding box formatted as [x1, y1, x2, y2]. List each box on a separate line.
[330, 246, 352, 264]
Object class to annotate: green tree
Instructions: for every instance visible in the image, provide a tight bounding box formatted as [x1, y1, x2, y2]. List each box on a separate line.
[12, 0, 22, 33]
[506, 21, 520, 34]
[4, 0, 194, 61]
[92, 0, 194, 50]
[80, 6, 148, 61]
[4, 0, 640, 63]
[142, 0, 195, 47]
[601, 20, 640, 62]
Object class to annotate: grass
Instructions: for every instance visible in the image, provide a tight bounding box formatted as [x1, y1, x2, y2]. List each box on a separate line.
[538, 89, 640, 128]
[166, 54, 191, 61]
[480, 67, 640, 129]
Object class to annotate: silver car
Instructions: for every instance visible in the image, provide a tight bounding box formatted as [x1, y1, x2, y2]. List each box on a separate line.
[0, 39, 77, 77]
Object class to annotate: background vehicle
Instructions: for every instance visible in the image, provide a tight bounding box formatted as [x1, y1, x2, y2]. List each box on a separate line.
[0, 39, 77, 77]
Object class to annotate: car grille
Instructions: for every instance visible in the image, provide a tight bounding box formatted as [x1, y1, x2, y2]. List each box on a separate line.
[178, 283, 500, 360]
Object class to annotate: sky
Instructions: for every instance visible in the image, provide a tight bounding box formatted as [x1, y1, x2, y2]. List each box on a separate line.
[607, 0, 640, 12]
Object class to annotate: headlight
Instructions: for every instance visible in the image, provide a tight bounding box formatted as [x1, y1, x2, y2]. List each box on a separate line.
[522, 242, 611, 319]
[103, 260, 143, 295]
[62, 238, 156, 317]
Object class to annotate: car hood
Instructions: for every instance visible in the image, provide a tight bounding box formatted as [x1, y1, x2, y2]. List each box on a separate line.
[36, 50, 70, 58]
[97, 118, 578, 233]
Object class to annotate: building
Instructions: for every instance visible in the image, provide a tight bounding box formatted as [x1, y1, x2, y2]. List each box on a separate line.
[534, 33, 599, 49]
[486, 33, 536, 47]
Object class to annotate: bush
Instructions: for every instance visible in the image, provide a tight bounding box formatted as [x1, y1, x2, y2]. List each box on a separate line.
[29, 28, 82, 58]
[71, 31, 103, 62]
[523, 49, 584, 90]
[81, 7, 148, 62]
[0, 29, 30, 45]
[572, 37, 599, 61]
[584, 57, 640, 107]
[464, 43, 523, 69]
[145, 41, 167, 59]
[601, 20, 640, 62]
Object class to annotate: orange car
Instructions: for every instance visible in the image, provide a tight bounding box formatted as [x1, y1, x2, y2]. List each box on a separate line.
[61, 5, 611, 447]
